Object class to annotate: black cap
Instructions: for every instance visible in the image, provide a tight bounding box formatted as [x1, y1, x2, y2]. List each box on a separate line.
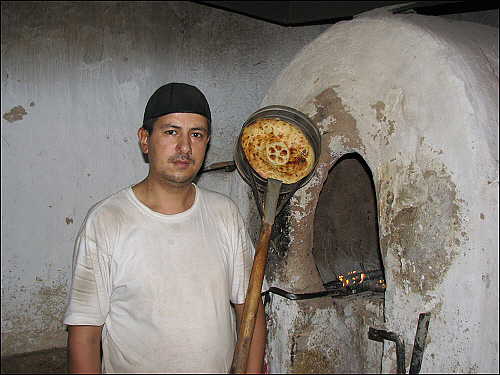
[143, 83, 211, 123]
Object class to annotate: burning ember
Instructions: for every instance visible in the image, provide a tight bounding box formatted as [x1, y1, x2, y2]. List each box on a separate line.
[324, 269, 386, 295]
[266, 269, 385, 301]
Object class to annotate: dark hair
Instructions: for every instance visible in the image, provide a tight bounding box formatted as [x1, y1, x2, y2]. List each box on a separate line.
[141, 116, 211, 136]
[142, 118, 157, 135]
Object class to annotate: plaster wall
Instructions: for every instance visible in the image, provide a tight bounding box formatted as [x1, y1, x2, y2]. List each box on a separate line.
[0, 1, 330, 356]
[262, 11, 498, 374]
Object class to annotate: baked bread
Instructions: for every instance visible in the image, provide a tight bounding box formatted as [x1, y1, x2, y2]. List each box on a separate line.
[241, 118, 315, 184]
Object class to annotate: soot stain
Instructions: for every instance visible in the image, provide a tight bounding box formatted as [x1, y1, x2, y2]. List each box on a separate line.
[267, 203, 292, 284]
[382, 165, 462, 295]
[3, 105, 27, 123]
[370, 101, 395, 145]
[371, 101, 386, 122]
[2, 269, 69, 355]
[292, 350, 331, 374]
[312, 87, 363, 152]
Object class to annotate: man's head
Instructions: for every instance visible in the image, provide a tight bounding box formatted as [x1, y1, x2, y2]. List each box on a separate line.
[142, 83, 211, 136]
[139, 83, 211, 188]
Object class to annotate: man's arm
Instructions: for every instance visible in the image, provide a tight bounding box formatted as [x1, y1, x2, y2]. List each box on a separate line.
[234, 298, 266, 374]
[67, 325, 103, 374]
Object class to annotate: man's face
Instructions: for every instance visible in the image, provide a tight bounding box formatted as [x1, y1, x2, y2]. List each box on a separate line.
[139, 112, 210, 187]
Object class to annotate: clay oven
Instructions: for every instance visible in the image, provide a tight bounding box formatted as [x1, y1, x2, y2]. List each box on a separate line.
[260, 10, 498, 374]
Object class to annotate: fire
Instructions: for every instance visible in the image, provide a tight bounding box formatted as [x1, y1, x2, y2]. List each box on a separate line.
[339, 270, 365, 286]
[322, 268, 386, 295]
[337, 269, 385, 288]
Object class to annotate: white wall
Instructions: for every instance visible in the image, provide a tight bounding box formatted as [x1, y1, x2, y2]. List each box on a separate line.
[0, 1, 329, 355]
[262, 10, 498, 373]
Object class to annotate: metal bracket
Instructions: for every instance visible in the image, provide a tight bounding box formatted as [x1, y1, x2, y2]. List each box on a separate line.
[368, 327, 405, 374]
[200, 160, 236, 173]
[409, 313, 431, 374]
[368, 313, 431, 374]
[265, 286, 344, 300]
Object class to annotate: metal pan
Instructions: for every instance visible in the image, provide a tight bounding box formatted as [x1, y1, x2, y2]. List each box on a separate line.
[230, 105, 321, 373]
[234, 105, 321, 218]
[234, 105, 322, 195]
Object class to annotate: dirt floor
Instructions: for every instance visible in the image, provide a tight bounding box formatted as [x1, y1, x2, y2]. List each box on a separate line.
[1, 347, 67, 374]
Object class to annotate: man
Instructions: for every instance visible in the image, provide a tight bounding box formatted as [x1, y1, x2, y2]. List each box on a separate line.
[64, 83, 266, 373]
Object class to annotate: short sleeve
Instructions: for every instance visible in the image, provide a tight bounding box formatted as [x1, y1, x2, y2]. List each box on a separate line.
[63, 217, 111, 326]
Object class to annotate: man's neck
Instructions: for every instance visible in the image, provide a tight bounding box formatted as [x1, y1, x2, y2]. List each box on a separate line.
[132, 177, 196, 215]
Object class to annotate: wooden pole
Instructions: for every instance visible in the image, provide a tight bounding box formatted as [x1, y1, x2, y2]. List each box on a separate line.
[230, 179, 281, 374]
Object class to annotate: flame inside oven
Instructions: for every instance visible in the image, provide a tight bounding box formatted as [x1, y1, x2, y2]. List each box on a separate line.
[324, 269, 386, 294]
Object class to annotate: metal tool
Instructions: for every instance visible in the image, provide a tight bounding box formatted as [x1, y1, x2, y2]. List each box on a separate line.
[409, 313, 431, 374]
[230, 177, 282, 374]
[230, 105, 321, 374]
[368, 327, 406, 374]
[200, 160, 236, 173]
[266, 286, 344, 300]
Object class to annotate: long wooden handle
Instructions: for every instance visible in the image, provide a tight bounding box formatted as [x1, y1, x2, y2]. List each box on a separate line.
[230, 221, 273, 374]
[230, 178, 281, 374]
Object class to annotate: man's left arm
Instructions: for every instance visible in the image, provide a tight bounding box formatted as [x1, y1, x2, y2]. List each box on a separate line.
[234, 298, 266, 374]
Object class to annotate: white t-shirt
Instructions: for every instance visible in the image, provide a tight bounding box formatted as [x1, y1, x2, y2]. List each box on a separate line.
[64, 184, 261, 373]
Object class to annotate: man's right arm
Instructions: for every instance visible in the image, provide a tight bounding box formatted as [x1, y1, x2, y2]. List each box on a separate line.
[67, 325, 103, 374]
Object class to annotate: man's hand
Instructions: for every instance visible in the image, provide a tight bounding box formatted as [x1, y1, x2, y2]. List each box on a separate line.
[234, 299, 266, 374]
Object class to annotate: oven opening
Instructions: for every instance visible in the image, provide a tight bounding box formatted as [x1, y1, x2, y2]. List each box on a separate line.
[313, 152, 385, 299]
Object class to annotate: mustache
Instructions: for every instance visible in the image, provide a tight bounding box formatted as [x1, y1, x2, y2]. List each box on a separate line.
[168, 153, 194, 163]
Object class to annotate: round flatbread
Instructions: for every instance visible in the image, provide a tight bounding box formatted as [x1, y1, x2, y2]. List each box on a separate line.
[241, 118, 315, 184]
